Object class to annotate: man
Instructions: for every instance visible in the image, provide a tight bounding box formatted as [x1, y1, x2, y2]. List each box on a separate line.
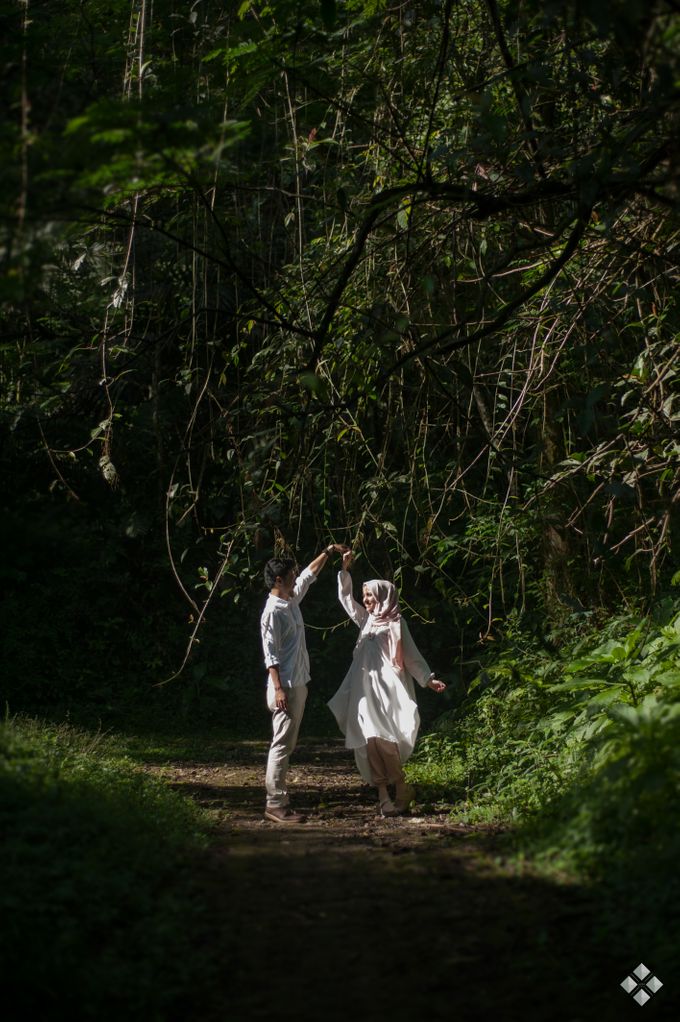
[260, 543, 348, 824]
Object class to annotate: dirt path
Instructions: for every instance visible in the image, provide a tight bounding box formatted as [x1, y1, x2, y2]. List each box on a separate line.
[150, 740, 673, 1022]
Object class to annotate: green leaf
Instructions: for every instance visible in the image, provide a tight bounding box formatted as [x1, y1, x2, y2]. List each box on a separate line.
[538, 710, 576, 733]
[652, 670, 680, 688]
[622, 666, 650, 685]
[548, 677, 605, 691]
[587, 686, 628, 705]
[609, 704, 640, 727]
[299, 372, 321, 392]
[298, 372, 328, 400]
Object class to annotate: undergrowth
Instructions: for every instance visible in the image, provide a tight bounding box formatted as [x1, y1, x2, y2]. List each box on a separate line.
[408, 594, 680, 963]
[0, 715, 215, 1021]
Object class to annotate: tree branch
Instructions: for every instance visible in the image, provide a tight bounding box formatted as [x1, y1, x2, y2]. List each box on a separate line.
[380, 207, 592, 379]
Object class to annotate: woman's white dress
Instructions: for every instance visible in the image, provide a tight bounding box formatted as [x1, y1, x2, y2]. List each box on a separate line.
[328, 570, 433, 783]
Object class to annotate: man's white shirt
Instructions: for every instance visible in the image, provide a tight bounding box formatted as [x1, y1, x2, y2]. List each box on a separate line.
[260, 567, 317, 688]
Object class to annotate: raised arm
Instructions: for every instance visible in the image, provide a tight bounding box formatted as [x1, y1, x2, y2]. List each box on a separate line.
[294, 542, 349, 602]
[338, 552, 368, 628]
[307, 542, 348, 577]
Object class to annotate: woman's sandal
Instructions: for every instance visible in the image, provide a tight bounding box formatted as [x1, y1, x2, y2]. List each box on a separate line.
[394, 783, 415, 813]
[379, 796, 399, 817]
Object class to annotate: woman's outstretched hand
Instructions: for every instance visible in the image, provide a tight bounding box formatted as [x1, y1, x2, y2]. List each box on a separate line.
[342, 550, 354, 571]
[427, 678, 446, 693]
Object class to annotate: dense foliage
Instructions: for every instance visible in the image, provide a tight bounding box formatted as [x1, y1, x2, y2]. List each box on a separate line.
[3, 1, 679, 674]
[0, 716, 212, 1018]
[1, 2, 679, 1007]
[409, 596, 680, 968]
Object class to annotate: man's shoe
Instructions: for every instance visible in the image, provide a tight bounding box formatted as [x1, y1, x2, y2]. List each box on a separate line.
[264, 806, 307, 824]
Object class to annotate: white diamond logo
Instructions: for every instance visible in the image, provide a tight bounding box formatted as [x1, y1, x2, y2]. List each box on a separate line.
[620, 964, 664, 1006]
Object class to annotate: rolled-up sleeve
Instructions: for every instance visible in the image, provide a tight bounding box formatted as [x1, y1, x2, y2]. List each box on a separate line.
[292, 566, 317, 604]
[261, 607, 280, 668]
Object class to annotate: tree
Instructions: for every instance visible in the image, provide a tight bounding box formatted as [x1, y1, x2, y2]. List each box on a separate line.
[1, 0, 679, 700]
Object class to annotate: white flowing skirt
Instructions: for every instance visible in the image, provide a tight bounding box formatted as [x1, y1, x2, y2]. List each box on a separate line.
[328, 633, 420, 783]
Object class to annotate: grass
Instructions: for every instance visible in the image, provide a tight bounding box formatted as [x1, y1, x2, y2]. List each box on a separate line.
[0, 714, 216, 1021]
[405, 601, 680, 983]
[6, 597, 679, 1016]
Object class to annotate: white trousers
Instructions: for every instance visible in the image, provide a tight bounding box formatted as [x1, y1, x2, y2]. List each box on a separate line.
[265, 683, 308, 808]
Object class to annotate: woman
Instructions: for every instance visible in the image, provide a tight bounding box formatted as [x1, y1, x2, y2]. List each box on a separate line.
[328, 551, 446, 816]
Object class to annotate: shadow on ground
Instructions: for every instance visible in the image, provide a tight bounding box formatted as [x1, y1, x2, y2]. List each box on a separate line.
[150, 742, 677, 1022]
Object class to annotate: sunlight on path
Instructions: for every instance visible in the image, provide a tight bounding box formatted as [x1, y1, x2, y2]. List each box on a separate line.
[142, 741, 673, 1022]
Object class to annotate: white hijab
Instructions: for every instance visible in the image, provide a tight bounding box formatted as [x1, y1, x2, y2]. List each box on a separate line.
[363, 579, 404, 669]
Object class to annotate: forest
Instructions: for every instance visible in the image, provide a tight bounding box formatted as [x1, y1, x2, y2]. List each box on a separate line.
[1, 0, 679, 1018]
